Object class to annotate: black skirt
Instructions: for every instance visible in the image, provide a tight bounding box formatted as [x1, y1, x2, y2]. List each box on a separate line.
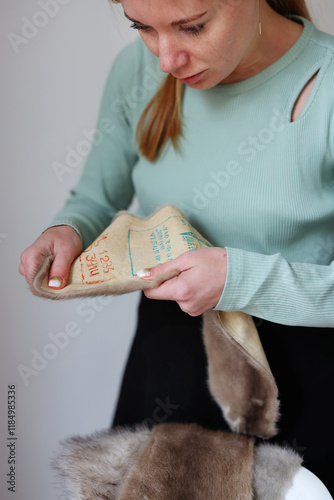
[112, 293, 334, 494]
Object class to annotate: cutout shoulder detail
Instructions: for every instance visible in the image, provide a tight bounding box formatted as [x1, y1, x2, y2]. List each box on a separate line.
[291, 71, 319, 122]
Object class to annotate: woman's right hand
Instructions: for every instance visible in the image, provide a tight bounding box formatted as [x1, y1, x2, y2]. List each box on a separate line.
[19, 225, 83, 294]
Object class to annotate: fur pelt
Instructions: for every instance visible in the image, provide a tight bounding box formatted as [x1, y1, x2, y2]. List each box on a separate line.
[52, 423, 302, 500]
[52, 425, 151, 500]
[118, 423, 254, 500]
[254, 443, 302, 500]
[203, 310, 279, 438]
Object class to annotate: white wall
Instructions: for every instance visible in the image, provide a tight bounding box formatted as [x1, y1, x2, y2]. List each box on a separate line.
[0, 2, 139, 500]
[0, 1, 333, 499]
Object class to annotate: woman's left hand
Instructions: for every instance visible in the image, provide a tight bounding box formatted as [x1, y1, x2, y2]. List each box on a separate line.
[140, 247, 227, 316]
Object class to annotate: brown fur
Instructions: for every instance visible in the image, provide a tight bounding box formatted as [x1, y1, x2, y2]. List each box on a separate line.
[203, 311, 279, 438]
[118, 423, 254, 500]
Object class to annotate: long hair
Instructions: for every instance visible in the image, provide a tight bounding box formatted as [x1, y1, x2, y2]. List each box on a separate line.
[110, 0, 312, 161]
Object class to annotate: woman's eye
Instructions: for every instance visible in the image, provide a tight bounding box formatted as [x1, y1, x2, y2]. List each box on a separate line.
[179, 24, 206, 36]
[130, 22, 150, 31]
[129, 22, 206, 36]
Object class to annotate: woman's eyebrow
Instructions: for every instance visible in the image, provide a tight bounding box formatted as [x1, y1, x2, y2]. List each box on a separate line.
[123, 10, 208, 26]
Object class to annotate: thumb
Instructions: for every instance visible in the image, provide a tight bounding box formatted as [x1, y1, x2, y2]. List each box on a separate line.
[48, 249, 77, 289]
[137, 253, 189, 281]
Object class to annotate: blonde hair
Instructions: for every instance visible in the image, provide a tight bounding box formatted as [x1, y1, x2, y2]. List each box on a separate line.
[110, 0, 312, 161]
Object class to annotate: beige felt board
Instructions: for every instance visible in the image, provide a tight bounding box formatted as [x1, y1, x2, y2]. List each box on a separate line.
[38, 205, 212, 298]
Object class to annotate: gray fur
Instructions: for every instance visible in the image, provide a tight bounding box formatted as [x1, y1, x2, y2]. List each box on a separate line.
[254, 442, 303, 500]
[52, 424, 151, 500]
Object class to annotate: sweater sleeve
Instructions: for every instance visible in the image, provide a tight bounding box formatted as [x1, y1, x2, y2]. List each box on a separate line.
[46, 42, 141, 250]
[214, 71, 334, 329]
[213, 247, 334, 327]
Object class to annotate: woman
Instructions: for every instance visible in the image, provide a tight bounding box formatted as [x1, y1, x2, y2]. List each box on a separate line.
[20, 0, 334, 493]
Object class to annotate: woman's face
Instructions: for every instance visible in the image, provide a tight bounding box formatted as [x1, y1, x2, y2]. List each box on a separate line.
[120, 0, 261, 88]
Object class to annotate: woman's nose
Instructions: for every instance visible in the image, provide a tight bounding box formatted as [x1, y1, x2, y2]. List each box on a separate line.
[158, 35, 189, 74]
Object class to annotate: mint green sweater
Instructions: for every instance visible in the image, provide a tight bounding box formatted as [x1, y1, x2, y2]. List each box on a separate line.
[50, 17, 334, 327]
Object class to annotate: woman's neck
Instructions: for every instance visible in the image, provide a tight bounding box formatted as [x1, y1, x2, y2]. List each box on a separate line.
[220, 5, 304, 84]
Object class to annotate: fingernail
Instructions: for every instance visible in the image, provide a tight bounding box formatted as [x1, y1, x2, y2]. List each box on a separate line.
[48, 276, 62, 288]
[136, 268, 151, 278]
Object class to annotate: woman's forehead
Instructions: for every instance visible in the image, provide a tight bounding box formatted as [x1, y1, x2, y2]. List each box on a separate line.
[121, 0, 216, 23]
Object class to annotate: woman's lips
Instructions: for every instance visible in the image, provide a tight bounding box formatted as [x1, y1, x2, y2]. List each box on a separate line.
[175, 70, 206, 85]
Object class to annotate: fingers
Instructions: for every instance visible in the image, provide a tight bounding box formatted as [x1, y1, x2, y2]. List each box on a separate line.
[47, 248, 76, 289]
[144, 274, 181, 302]
[19, 246, 52, 295]
[20, 244, 48, 284]
[18, 261, 25, 276]
[137, 252, 191, 281]
[47, 229, 83, 288]
[141, 247, 227, 315]
[143, 267, 202, 311]
[19, 225, 82, 292]
[138, 253, 189, 302]
[140, 253, 193, 302]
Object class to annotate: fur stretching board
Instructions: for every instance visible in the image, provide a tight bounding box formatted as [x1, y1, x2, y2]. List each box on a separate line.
[32, 205, 279, 438]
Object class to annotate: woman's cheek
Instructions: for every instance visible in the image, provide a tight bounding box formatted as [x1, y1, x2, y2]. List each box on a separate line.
[139, 33, 159, 57]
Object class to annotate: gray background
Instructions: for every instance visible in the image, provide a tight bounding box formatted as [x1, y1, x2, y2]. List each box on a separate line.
[0, 1, 333, 499]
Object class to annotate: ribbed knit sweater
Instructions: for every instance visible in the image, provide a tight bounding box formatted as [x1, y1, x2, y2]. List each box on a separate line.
[49, 17, 334, 327]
